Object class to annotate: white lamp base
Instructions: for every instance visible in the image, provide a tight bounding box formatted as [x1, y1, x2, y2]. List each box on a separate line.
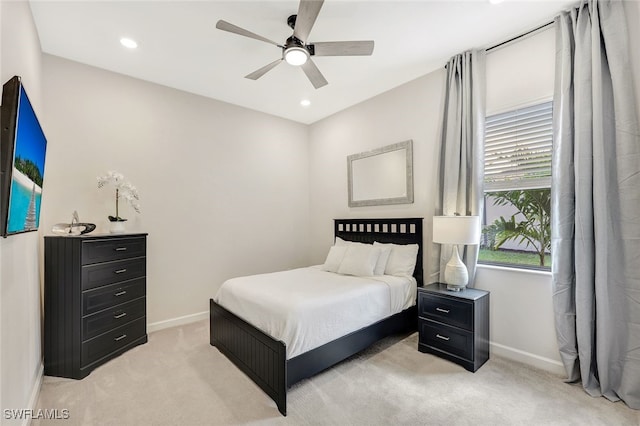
[444, 245, 468, 291]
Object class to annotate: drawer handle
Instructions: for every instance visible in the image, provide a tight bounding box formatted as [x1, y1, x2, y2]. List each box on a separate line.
[435, 307, 450, 314]
[114, 334, 127, 342]
[114, 269, 127, 274]
[115, 247, 128, 252]
[436, 334, 450, 341]
[114, 312, 127, 319]
[114, 291, 127, 297]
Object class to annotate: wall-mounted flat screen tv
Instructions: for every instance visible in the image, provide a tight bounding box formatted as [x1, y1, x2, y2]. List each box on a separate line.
[0, 76, 48, 237]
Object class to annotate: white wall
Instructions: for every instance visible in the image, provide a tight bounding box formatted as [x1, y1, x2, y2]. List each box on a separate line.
[476, 26, 563, 372]
[485, 27, 555, 114]
[308, 26, 559, 374]
[0, 0, 45, 423]
[308, 70, 446, 282]
[308, 3, 640, 373]
[483, 27, 555, 255]
[40, 55, 311, 327]
[2, 2, 639, 409]
[477, 1, 640, 371]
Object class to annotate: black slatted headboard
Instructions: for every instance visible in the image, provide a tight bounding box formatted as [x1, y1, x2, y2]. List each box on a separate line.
[334, 218, 424, 287]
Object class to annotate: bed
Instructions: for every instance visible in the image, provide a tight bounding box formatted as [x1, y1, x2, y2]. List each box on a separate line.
[209, 218, 423, 416]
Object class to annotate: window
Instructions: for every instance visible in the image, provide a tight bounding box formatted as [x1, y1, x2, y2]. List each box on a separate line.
[479, 101, 553, 270]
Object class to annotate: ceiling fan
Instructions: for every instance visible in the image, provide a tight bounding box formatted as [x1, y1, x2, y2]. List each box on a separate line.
[216, 0, 374, 89]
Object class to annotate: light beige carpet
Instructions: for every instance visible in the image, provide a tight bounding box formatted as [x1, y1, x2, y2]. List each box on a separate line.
[34, 320, 639, 426]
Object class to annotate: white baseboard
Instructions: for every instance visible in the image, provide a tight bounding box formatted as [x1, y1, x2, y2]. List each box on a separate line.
[25, 363, 44, 426]
[147, 311, 208, 333]
[490, 341, 566, 376]
[146, 313, 568, 376]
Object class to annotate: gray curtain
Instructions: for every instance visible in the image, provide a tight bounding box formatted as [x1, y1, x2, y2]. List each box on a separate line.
[436, 51, 486, 286]
[552, 0, 640, 409]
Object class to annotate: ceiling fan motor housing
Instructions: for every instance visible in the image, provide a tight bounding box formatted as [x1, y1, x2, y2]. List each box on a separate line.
[284, 35, 314, 56]
[287, 14, 297, 30]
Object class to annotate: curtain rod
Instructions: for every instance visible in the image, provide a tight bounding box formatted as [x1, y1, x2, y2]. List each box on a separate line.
[444, 19, 555, 68]
[486, 20, 554, 52]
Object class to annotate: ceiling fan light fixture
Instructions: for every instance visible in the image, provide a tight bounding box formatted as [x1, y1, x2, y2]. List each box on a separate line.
[216, 1, 373, 88]
[284, 47, 308, 66]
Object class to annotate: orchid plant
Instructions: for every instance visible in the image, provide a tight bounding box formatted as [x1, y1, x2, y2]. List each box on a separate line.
[97, 171, 140, 222]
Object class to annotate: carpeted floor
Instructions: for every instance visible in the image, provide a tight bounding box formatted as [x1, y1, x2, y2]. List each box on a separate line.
[34, 320, 639, 426]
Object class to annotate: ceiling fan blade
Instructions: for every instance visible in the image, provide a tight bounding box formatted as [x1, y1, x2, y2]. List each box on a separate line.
[311, 41, 374, 56]
[293, 0, 324, 42]
[244, 59, 283, 80]
[300, 58, 328, 89]
[216, 20, 280, 47]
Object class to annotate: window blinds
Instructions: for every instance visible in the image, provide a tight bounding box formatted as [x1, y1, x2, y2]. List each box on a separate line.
[484, 101, 553, 191]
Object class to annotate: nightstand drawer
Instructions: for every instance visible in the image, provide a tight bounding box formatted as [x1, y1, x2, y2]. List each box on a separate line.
[419, 292, 472, 331]
[82, 317, 146, 367]
[82, 278, 146, 316]
[82, 237, 146, 265]
[420, 320, 473, 360]
[81, 257, 146, 290]
[83, 297, 146, 341]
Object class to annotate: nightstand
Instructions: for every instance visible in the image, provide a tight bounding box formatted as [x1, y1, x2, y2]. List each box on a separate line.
[418, 283, 489, 372]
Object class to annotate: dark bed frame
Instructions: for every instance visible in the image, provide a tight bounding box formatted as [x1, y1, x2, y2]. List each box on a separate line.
[209, 218, 423, 416]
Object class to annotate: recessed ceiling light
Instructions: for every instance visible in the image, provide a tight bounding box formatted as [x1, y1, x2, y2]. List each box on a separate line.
[300, 99, 311, 107]
[489, 0, 505, 4]
[120, 37, 138, 49]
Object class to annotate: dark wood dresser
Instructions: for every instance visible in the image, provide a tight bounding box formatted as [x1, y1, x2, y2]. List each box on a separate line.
[44, 233, 148, 379]
[418, 283, 489, 372]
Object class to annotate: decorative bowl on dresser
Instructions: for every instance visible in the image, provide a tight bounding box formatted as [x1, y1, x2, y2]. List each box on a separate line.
[44, 233, 148, 379]
[417, 283, 489, 372]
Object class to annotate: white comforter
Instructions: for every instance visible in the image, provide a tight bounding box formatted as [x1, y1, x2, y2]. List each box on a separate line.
[214, 266, 416, 359]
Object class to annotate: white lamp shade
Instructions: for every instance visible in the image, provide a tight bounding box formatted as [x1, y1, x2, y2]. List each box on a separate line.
[432, 215, 481, 245]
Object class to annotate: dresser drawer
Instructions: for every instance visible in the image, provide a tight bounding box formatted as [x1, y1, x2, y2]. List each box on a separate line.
[81, 257, 146, 290]
[82, 278, 146, 316]
[420, 319, 473, 360]
[83, 297, 146, 341]
[419, 292, 473, 331]
[82, 237, 146, 265]
[82, 317, 146, 367]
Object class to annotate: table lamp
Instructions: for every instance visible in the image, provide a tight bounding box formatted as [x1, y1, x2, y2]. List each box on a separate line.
[433, 215, 481, 291]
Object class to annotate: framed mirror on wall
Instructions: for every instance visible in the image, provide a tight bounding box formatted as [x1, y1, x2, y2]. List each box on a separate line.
[347, 140, 414, 207]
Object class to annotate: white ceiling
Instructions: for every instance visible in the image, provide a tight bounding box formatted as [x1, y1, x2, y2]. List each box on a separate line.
[29, 0, 577, 124]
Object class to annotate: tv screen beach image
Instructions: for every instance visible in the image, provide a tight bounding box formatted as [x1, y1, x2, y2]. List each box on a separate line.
[7, 87, 47, 234]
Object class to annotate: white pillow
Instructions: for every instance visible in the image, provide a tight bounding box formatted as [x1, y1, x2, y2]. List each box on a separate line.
[374, 242, 419, 276]
[334, 237, 389, 275]
[337, 244, 381, 276]
[373, 245, 392, 276]
[321, 245, 348, 273]
[334, 236, 352, 246]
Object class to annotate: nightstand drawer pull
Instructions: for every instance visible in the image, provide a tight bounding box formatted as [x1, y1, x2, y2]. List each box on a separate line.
[114, 312, 127, 319]
[114, 247, 128, 252]
[435, 307, 450, 314]
[114, 290, 127, 297]
[436, 334, 450, 341]
[114, 334, 127, 342]
[114, 269, 127, 274]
